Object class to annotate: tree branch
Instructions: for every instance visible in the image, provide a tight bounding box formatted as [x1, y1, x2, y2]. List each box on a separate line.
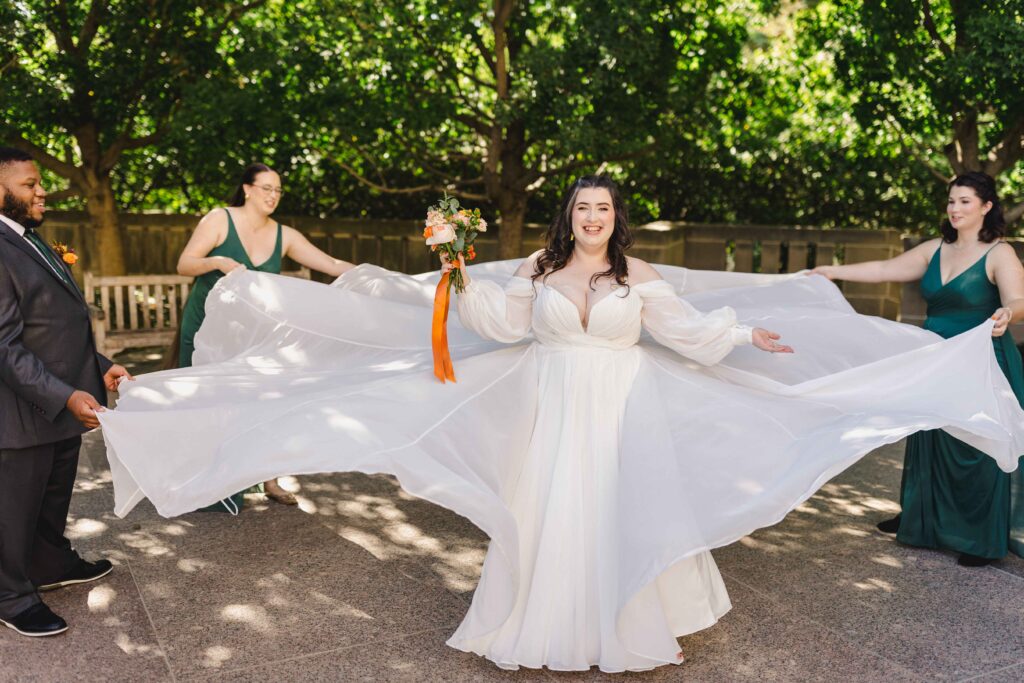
[4, 137, 85, 185]
[334, 160, 487, 201]
[46, 187, 83, 202]
[100, 113, 177, 172]
[78, 0, 108, 52]
[523, 143, 659, 189]
[883, 114, 952, 183]
[470, 28, 497, 76]
[921, 0, 953, 58]
[0, 54, 18, 75]
[1005, 200, 1024, 225]
[983, 117, 1024, 178]
[492, 0, 515, 101]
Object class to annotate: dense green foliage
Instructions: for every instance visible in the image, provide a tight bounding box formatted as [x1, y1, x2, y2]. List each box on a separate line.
[4, 0, 1024, 260]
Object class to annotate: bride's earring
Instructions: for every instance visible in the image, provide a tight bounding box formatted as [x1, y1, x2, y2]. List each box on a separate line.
[570, 233, 574, 241]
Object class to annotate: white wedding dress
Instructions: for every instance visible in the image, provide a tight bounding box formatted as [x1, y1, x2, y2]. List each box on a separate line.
[98, 260, 1024, 673]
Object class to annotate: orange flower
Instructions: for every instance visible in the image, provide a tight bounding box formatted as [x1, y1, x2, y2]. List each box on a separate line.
[423, 227, 434, 238]
[63, 252, 78, 266]
[466, 245, 477, 261]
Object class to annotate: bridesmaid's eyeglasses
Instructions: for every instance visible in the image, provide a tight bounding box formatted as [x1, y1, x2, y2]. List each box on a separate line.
[254, 184, 285, 197]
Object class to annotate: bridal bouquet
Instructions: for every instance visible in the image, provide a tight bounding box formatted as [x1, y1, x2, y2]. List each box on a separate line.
[423, 195, 487, 383]
[423, 195, 486, 293]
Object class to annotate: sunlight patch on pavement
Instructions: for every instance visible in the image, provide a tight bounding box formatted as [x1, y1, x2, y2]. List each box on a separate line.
[88, 585, 116, 612]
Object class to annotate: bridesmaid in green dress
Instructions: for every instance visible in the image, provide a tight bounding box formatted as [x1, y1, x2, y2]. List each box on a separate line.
[176, 162, 354, 506]
[812, 172, 1024, 566]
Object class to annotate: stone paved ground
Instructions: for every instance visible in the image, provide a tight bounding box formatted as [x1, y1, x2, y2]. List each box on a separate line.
[4, 349, 1024, 682]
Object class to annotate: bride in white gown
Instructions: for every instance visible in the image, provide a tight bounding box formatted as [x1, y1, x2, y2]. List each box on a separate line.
[98, 176, 1024, 673]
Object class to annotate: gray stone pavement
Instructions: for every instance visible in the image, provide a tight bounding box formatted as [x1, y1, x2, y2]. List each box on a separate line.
[3, 349, 1024, 681]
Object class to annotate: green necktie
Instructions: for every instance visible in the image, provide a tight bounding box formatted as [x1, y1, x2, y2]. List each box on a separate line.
[23, 228, 71, 285]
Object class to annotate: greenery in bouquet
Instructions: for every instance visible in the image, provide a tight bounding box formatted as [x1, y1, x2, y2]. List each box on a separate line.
[423, 195, 487, 293]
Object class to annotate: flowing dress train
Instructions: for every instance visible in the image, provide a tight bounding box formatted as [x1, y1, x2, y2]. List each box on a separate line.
[97, 260, 1024, 672]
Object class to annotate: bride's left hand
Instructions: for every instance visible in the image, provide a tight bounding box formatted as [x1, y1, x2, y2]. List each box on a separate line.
[752, 328, 794, 354]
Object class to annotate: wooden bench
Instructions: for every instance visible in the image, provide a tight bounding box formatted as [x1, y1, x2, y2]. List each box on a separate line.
[84, 268, 312, 357]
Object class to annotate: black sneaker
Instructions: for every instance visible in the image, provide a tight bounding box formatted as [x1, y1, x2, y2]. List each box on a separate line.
[957, 553, 995, 567]
[0, 603, 68, 637]
[876, 515, 901, 534]
[37, 558, 113, 592]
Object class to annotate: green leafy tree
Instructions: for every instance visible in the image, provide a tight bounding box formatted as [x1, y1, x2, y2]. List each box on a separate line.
[805, 0, 1024, 222]
[281, 0, 748, 257]
[0, 0, 265, 274]
[630, 1, 940, 231]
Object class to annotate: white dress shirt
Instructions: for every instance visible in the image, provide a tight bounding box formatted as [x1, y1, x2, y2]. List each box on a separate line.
[0, 212, 67, 279]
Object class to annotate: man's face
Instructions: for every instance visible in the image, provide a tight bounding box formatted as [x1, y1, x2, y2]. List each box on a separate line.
[0, 161, 47, 228]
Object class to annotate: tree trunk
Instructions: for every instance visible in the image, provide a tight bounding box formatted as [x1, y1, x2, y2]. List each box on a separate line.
[496, 191, 528, 260]
[84, 174, 127, 275]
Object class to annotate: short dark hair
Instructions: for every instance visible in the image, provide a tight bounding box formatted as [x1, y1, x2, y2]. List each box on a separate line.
[940, 171, 1006, 244]
[0, 147, 33, 169]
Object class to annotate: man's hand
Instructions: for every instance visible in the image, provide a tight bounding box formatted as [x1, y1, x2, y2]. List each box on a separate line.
[66, 390, 102, 428]
[103, 364, 133, 392]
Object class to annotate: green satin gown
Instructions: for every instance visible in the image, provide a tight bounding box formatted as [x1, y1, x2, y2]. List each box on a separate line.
[896, 244, 1024, 559]
[179, 208, 282, 367]
[177, 208, 282, 512]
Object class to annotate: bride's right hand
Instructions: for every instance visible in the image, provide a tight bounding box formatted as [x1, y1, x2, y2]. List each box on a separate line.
[808, 265, 837, 280]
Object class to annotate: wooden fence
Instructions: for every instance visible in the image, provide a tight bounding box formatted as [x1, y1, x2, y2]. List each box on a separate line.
[39, 210, 904, 319]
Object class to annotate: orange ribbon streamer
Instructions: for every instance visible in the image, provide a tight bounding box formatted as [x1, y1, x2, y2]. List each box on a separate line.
[431, 273, 457, 383]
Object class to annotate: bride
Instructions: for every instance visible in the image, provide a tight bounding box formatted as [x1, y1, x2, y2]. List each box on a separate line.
[98, 176, 1024, 673]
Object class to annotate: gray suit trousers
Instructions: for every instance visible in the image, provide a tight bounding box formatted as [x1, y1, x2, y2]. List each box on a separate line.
[0, 436, 82, 618]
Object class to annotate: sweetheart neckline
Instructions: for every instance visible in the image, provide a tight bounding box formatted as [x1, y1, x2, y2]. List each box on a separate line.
[543, 285, 631, 333]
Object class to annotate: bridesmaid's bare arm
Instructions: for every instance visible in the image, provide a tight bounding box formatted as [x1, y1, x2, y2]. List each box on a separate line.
[810, 238, 939, 283]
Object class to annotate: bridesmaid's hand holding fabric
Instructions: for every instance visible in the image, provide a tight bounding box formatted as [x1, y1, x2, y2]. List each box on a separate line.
[992, 307, 1013, 337]
[215, 256, 246, 275]
[752, 328, 794, 354]
[808, 266, 837, 280]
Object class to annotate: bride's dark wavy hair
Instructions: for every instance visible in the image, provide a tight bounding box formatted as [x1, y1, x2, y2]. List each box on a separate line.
[533, 175, 634, 289]
[941, 171, 1005, 243]
[229, 162, 274, 207]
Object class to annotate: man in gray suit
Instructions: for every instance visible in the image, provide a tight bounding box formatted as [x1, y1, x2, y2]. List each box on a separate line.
[0, 147, 132, 637]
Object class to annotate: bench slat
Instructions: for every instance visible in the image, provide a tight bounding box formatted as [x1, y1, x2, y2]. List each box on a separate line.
[168, 285, 179, 327]
[155, 283, 166, 328]
[128, 286, 138, 330]
[100, 286, 110, 326]
[113, 286, 124, 332]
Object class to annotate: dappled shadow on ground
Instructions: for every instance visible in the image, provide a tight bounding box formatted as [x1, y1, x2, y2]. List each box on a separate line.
[10, 434, 1024, 682]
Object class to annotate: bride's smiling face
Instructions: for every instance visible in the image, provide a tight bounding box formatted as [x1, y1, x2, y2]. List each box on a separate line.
[570, 187, 615, 249]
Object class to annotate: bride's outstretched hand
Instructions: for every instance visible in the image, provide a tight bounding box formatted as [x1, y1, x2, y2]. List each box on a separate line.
[440, 251, 469, 283]
[808, 266, 837, 280]
[752, 328, 794, 354]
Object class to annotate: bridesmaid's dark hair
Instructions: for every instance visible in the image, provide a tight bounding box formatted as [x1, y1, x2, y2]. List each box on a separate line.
[941, 172, 1005, 244]
[229, 162, 274, 207]
[533, 175, 634, 289]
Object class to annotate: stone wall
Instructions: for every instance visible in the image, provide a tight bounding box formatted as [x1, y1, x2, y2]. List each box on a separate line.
[39, 210, 904, 319]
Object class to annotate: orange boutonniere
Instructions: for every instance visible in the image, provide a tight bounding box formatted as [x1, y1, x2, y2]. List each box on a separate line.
[50, 240, 78, 266]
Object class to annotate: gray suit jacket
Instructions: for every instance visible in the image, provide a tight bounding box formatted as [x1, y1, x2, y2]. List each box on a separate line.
[0, 221, 111, 449]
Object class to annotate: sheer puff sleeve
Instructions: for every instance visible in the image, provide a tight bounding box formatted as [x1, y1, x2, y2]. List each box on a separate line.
[637, 279, 752, 366]
[455, 276, 534, 343]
